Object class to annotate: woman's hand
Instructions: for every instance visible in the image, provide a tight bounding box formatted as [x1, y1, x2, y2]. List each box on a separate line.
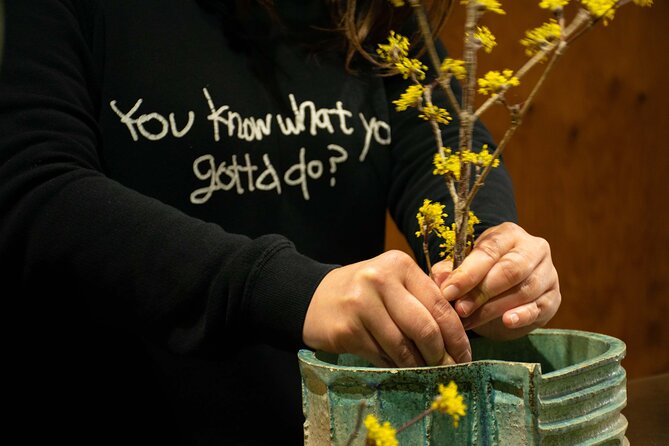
[432, 222, 561, 340]
[303, 250, 471, 368]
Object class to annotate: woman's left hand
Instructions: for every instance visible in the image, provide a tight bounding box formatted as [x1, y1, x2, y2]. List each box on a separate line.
[431, 222, 561, 340]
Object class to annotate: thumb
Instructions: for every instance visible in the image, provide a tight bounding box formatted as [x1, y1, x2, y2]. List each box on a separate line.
[431, 259, 454, 288]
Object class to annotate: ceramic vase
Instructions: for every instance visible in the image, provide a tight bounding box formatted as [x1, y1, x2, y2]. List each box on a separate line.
[298, 328, 627, 445]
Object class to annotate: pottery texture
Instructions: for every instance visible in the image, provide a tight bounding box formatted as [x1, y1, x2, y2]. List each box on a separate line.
[299, 329, 627, 445]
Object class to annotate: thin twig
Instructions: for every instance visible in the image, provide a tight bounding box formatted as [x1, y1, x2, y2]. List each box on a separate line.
[396, 407, 435, 434]
[408, 0, 463, 116]
[464, 43, 564, 209]
[344, 401, 367, 446]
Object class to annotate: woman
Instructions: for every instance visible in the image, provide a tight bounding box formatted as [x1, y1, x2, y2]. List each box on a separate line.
[0, 0, 559, 444]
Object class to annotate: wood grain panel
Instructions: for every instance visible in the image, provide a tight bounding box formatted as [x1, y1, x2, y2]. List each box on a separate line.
[385, 1, 669, 379]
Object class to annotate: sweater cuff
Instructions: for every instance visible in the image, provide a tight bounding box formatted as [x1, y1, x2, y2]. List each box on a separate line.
[245, 241, 338, 351]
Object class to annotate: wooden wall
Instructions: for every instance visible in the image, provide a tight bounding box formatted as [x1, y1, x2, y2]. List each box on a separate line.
[385, 1, 669, 379]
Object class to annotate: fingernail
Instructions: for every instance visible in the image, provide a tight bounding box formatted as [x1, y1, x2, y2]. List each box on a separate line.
[442, 284, 459, 301]
[456, 300, 474, 317]
[509, 312, 520, 326]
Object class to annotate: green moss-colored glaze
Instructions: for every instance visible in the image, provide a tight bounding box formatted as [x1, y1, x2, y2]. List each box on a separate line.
[299, 329, 627, 445]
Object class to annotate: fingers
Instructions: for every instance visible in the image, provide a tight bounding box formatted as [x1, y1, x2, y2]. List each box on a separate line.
[460, 257, 560, 331]
[442, 223, 552, 319]
[430, 259, 453, 288]
[357, 319, 420, 368]
[439, 223, 519, 306]
[470, 287, 561, 340]
[402, 258, 471, 364]
[303, 251, 472, 369]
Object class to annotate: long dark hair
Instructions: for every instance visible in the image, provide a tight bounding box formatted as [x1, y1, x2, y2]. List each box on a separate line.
[196, 0, 453, 71]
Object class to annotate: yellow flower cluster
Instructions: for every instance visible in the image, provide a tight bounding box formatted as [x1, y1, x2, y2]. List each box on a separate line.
[539, 0, 569, 9]
[440, 58, 467, 81]
[581, 0, 617, 24]
[466, 211, 481, 237]
[477, 69, 520, 95]
[394, 84, 424, 111]
[438, 224, 457, 259]
[433, 148, 462, 179]
[474, 26, 497, 53]
[415, 199, 447, 238]
[438, 212, 479, 259]
[433, 145, 500, 180]
[520, 19, 562, 57]
[377, 31, 426, 80]
[396, 57, 427, 80]
[419, 104, 452, 125]
[461, 0, 506, 15]
[580, 0, 654, 25]
[364, 414, 398, 446]
[431, 382, 468, 428]
[377, 31, 410, 63]
[476, 144, 500, 168]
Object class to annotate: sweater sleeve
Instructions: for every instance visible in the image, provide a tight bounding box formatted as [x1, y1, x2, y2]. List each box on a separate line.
[0, 0, 335, 354]
[385, 40, 518, 270]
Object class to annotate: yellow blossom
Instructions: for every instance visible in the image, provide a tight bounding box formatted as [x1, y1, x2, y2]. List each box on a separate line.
[477, 69, 520, 95]
[419, 104, 452, 125]
[416, 199, 447, 238]
[632, 0, 652, 6]
[377, 31, 410, 64]
[539, 0, 569, 9]
[394, 84, 424, 111]
[520, 19, 562, 57]
[474, 26, 497, 53]
[364, 414, 398, 446]
[438, 224, 457, 259]
[581, 0, 617, 25]
[431, 381, 467, 428]
[467, 211, 481, 237]
[395, 57, 428, 80]
[388, 0, 405, 6]
[476, 144, 500, 168]
[461, 0, 506, 15]
[440, 58, 467, 81]
[377, 32, 426, 80]
[437, 212, 479, 259]
[433, 148, 462, 180]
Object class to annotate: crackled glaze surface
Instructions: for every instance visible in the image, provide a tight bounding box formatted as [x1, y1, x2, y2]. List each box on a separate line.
[299, 329, 627, 445]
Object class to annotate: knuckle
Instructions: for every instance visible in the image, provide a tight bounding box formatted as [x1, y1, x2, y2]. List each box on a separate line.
[476, 238, 502, 262]
[498, 255, 527, 286]
[416, 319, 441, 345]
[534, 236, 551, 254]
[518, 273, 538, 299]
[431, 298, 455, 323]
[500, 221, 520, 233]
[355, 265, 384, 287]
[383, 249, 414, 268]
[339, 288, 366, 313]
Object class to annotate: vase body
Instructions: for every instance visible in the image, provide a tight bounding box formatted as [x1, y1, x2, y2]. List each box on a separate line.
[298, 329, 627, 445]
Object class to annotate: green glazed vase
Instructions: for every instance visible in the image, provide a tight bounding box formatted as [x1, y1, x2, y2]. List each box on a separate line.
[298, 328, 627, 445]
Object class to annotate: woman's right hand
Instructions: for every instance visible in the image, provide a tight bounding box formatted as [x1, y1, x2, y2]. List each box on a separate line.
[302, 250, 471, 368]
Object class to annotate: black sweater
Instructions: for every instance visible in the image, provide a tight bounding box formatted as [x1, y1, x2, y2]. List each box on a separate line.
[0, 0, 517, 444]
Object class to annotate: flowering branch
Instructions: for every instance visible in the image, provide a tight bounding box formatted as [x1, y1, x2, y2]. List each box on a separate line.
[361, 381, 467, 446]
[382, 0, 652, 272]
